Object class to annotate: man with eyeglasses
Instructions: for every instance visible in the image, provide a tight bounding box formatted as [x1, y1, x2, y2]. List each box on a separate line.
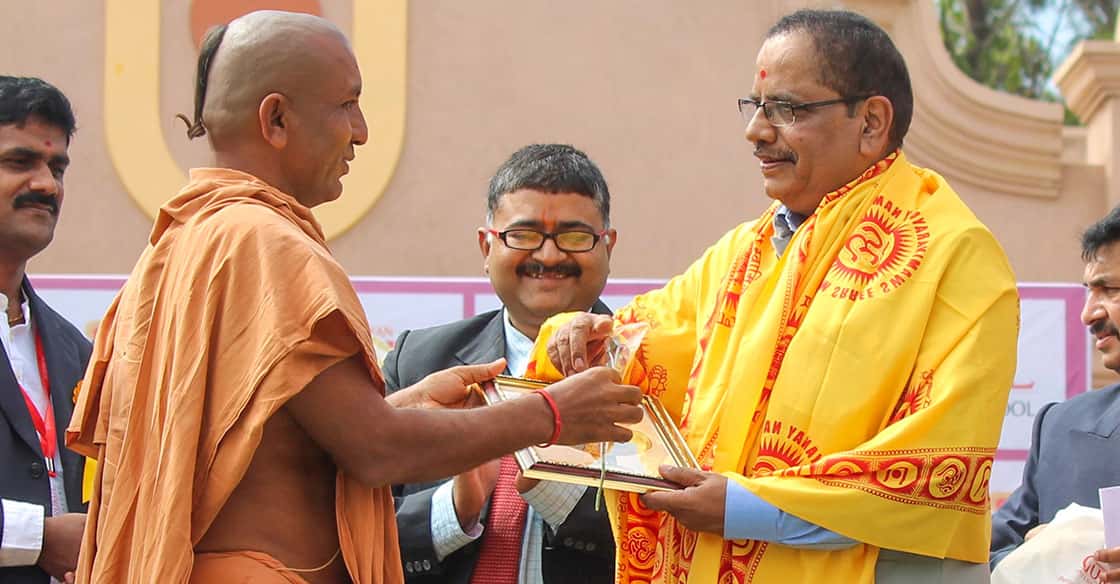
[528, 9, 1017, 584]
[384, 144, 617, 584]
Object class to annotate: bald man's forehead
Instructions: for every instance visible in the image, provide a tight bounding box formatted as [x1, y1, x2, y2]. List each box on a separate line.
[294, 31, 362, 97]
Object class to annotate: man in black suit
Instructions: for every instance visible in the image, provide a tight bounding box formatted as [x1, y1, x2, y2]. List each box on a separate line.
[990, 205, 1120, 579]
[0, 77, 93, 584]
[384, 144, 617, 584]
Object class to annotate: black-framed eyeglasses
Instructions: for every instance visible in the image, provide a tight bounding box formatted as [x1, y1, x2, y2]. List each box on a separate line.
[487, 228, 608, 253]
[737, 95, 874, 128]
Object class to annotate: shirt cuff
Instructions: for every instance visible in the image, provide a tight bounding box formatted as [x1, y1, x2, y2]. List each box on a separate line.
[431, 481, 483, 561]
[522, 481, 585, 530]
[0, 499, 44, 567]
[724, 481, 784, 541]
[723, 481, 859, 549]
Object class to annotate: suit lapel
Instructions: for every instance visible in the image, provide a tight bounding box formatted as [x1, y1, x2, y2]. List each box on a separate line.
[1081, 385, 1120, 439]
[452, 312, 506, 531]
[589, 299, 611, 316]
[454, 311, 507, 367]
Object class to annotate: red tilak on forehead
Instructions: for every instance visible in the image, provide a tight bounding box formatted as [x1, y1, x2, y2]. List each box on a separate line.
[44, 140, 52, 147]
[760, 69, 767, 79]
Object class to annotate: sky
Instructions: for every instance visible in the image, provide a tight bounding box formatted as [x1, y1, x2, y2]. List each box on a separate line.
[1035, 1, 1093, 61]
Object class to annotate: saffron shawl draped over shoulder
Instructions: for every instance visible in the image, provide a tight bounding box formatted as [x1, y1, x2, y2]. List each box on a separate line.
[66, 169, 402, 584]
[528, 153, 1019, 583]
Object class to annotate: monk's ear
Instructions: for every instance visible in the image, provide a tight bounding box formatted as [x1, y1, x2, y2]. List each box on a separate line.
[259, 92, 290, 149]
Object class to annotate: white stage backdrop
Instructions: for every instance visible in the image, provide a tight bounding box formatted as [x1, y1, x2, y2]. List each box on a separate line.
[30, 276, 1088, 505]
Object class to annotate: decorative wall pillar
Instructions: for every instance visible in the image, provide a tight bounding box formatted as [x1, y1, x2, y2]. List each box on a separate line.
[1055, 41, 1120, 208]
[842, 0, 1066, 201]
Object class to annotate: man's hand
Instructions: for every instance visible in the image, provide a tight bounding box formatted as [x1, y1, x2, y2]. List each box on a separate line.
[546, 313, 613, 375]
[37, 513, 85, 580]
[545, 367, 643, 445]
[640, 466, 727, 536]
[452, 458, 502, 531]
[515, 472, 540, 494]
[387, 359, 506, 409]
[1096, 547, 1120, 582]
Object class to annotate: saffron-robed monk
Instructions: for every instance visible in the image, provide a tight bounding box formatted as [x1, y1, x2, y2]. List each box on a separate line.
[65, 11, 643, 584]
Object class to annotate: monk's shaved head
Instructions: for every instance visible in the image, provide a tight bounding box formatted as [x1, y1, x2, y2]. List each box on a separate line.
[198, 10, 356, 147]
[178, 10, 367, 207]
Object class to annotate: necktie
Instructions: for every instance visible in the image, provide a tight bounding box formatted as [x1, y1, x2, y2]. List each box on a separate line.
[470, 456, 528, 583]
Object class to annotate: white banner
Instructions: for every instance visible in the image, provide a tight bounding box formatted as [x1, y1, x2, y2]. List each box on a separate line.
[991, 284, 1090, 506]
[30, 276, 1087, 505]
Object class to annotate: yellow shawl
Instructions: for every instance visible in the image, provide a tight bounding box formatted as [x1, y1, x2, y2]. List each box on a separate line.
[66, 169, 402, 584]
[529, 153, 1018, 583]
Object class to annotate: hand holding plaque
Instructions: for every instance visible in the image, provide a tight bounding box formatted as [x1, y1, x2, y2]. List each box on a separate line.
[538, 367, 644, 446]
[479, 375, 699, 493]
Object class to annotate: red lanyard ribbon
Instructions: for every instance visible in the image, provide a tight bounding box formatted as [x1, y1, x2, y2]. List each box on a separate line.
[16, 330, 55, 477]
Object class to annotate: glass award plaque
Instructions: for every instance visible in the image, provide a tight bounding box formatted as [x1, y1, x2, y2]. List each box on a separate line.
[479, 375, 699, 493]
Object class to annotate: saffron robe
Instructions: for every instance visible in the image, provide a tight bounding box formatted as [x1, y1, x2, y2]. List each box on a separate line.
[529, 153, 1019, 583]
[66, 168, 403, 584]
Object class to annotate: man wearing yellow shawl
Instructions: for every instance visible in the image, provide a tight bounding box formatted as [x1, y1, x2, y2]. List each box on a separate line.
[64, 11, 644, 584]
[529, 9, 1018, 584]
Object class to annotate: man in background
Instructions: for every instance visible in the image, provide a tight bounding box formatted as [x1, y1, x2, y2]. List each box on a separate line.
[990, 205, 1120, 581]
[385, 144, 617, 584]
[0, 76, 91, 584]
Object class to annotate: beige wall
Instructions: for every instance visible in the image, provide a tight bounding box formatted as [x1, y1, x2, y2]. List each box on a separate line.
[0, 0, 1107, 285]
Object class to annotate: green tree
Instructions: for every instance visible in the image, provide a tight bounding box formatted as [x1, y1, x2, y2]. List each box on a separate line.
[937, 0, 1119, 123]
[939, 0, 1057, 99]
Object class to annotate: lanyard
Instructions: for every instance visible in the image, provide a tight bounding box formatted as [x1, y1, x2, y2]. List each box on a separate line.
[16, 330, 55, 477]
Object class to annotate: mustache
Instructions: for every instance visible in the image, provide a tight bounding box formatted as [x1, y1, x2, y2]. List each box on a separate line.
[517, 261, 581, 278]
[754, 145, 797, 163]
[13, 191, 58, 215]
[1090, 319, 1119, 338]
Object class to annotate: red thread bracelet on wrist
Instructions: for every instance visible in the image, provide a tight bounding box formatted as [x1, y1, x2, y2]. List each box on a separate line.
[535, 390, 562, 447]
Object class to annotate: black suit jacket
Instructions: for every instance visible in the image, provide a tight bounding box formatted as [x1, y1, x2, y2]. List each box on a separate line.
[383, 302, 613, 584]
[990, 383, 1120, 569]
[0, 280, 93, 584]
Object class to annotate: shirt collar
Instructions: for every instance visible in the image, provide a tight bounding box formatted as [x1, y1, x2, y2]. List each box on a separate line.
[770, 205, 810, 258]
[773, 205, 808, 237]
[0, 292, 30, 326]
[501, 309, 535, 377]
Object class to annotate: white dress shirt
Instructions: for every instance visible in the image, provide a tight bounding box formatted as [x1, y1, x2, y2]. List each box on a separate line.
[0, 292, 68, 576]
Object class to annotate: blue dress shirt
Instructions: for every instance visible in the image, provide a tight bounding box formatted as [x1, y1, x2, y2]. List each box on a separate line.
[720, 205, 857, 549]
